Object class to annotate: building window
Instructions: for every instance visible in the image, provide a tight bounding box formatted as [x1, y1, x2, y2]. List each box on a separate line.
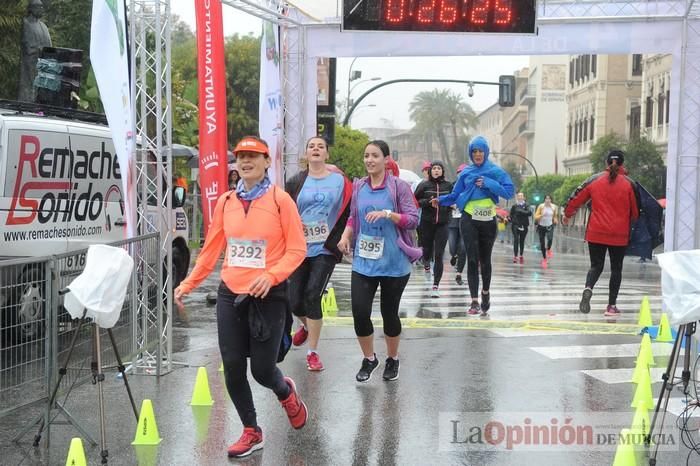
[657, 92, 665, 125]
[579, 119, 584, 143]
[583, 55, 590, 80]
[645, 96, 653, 128]
[666, 89, 670, 123]
[591, 55, 597, 76]
[589, 115, 595, 140]
[575, 56, 581, 83]
[569, 60, 574, 87]
[630, 106, 641, 139]
[567, 123, 572, 146]
[582, 117, 588, 142]
[632, 54, 643, 76]
[574, 120, 578, 143]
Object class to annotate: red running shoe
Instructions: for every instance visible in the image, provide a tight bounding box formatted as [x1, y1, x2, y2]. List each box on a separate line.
[540, 259, 548, 269]
[519, 256, 524, 264]
[547, 249, 554, 258]
[280, 377, 308, 429]
[604, 305, 621, 317]
[292, 325, 308, 346]
[306, 352, 324, 371]
[227, 427, 263, 457]
[512, 256, 518, 263]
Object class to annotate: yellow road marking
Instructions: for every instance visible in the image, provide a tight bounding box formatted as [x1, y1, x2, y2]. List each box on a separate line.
[322, 317, 640, 334]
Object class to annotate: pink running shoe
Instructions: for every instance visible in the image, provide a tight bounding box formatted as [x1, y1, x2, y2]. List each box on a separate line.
[306, 352, 324, 371]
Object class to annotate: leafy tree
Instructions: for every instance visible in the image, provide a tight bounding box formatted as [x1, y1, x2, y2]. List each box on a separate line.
[329, 124, 370, 179]
[589, 132, 666, 198]
[520, 174, 567, 205]
[409, 89, 476, 178]
[589, 132, 626, 172]
[224, 33, 261, 145]
[624, 137, 666, 198]
[0, 0, 24, 100]
[553, 173, 591, 206]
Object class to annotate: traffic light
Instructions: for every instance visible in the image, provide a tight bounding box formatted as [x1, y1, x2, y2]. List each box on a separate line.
[498, 75, 515, 107]
[532, 192, 543, 204]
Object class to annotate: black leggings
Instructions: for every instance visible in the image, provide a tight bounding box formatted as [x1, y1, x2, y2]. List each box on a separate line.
[585, 243, 627, 305]
[461, 215, 498, 299]
[351, 271, 410, 338]
[448, 225, 467, 274]
[288, 254, 336, 320]
[217, 282, 290, 428]
[512, 226, 528, 257]
[420, 221, 449, 286]
[537, 225, 555, 258]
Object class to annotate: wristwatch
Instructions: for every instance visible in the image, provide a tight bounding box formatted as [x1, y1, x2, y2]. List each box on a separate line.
[383, 209, 392, 218]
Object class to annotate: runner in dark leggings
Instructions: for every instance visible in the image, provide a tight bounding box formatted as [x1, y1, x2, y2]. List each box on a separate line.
[285, 136, 352, 372]
[563, 149, 639, 317]
[509, 192, 531, 264]
[414, 161, 453, 297]
[433, 136, 514, 316]
[175, 136, 308, 458]
[337, 140, 421, 383]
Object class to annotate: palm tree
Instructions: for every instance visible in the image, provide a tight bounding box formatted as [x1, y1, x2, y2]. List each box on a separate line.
[409, 89, 477, 177]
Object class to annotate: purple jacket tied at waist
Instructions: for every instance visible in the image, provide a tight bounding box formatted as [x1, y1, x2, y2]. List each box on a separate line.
[347, 174, 422, 263]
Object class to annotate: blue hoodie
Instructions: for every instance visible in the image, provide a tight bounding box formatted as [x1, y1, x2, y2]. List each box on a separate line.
[438, 136, 514, 211]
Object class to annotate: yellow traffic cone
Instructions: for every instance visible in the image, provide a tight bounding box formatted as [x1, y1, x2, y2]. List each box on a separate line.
[612, 429, 638, 466]
[326, 286, 338, 312]
[65, 437, 87, 466]
[655, 314, 673, 342]
[132, 399, 162, 445]
[190, 367, 214, 406]
[133, 445, 160, 466]
[218, 361, 224, 372]
[637, 296, 652, 328]
[631, 355, 650, 384]
[630, 404, 651, 439]
[636, 333, 655, 367]
[631, 367, 654, 410]
[192, 405, 213, 443]
[321, 291, 329, 317]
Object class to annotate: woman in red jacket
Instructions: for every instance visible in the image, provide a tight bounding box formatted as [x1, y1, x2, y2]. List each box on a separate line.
[563, 150, 639, 317]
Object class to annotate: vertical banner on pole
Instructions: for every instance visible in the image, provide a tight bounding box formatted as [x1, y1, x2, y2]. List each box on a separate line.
[259, 21, 283, 186]
[90, 0, 136, 238]
[195, 0, 228, 235]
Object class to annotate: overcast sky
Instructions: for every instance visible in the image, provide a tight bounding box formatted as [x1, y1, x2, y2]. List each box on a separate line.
[170, 4, 528, 130]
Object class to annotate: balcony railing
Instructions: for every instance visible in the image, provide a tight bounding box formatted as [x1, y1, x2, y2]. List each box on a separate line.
[519, 84, 537, 102]
[518, 119, 536, 135]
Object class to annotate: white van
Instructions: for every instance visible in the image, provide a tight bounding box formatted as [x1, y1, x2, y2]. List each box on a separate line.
[0, 101, 190, 342]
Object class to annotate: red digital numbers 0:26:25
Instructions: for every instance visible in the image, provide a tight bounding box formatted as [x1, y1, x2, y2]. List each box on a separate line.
[384, 0, 513, 27]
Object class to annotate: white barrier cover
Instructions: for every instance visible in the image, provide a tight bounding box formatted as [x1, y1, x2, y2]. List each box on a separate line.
[64, 244, 134, 329]
[657, 250, 700, 326]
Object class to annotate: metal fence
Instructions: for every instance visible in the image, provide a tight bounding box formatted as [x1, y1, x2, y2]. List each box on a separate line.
[0, 233, 160, 421]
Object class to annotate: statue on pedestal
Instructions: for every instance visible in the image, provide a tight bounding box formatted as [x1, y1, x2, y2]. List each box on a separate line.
[18, 0, 52, 102]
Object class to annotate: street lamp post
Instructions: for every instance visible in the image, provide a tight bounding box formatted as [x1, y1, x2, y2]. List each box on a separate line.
[348, 77, 381, 107]
[492, 151, 540, 197]
[347, 57, 360, 111]
[346, 103, 376, 126]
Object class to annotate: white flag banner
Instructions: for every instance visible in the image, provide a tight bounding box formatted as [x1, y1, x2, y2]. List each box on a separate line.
[259, 21, 284, 186]
[90, 0, 136, 238]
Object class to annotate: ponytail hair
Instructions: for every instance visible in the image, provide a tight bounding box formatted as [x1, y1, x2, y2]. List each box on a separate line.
[606, 149, 624, 183]
[608, 162, 619, 182]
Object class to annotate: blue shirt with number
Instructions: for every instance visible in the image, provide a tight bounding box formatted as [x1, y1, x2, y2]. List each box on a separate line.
[353, 183, 411, 277]
[297, 172, 345, 257]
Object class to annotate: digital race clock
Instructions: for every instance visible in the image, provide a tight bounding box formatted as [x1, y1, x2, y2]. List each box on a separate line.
[343, 0, 537, 34]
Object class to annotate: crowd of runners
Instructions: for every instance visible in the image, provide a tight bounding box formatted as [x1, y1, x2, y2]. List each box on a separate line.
[173, 134, 641, 458]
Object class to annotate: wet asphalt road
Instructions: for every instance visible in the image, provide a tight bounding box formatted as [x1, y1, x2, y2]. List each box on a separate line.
[1, 243, 697, 465]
